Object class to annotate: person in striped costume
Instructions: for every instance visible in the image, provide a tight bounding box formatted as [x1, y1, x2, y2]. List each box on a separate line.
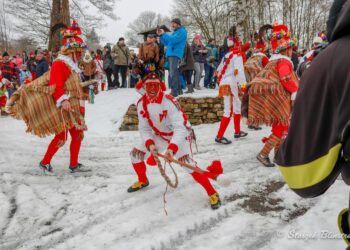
[248, 23, 299, 167]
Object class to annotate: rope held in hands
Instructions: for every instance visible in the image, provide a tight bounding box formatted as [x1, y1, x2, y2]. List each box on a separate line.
[153, 152, 179, 216]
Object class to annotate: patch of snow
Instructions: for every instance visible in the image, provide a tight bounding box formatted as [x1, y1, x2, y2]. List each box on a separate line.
[0, 89, 348, 250]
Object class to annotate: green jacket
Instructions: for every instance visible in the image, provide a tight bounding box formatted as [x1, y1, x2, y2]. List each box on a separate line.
[111, 42, 131, 66]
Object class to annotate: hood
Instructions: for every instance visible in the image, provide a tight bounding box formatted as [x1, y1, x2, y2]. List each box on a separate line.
[330, 0, 350, 42]
[83, 50, 93, 63]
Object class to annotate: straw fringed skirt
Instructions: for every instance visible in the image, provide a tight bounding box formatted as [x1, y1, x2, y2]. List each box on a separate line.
[248, 60, 292, 127]
[7, 72, 85, 137]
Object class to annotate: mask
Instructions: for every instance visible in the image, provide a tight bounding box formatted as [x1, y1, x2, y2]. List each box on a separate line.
[145, 81, 161, 100]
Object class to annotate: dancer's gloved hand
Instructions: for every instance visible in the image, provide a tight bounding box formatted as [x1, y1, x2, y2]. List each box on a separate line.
[61, 100, 71, 111]
[149, 144, 158, 156]
[165, 149, 174, 163]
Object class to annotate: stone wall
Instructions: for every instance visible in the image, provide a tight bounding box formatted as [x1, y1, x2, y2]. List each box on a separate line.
[119, 96, 224, 131]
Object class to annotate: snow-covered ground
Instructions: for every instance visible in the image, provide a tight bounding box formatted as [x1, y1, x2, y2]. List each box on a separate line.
[0, 89, 348, 250]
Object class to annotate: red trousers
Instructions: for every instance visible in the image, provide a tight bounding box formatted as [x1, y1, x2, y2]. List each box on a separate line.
[0, 95, 6, 107]
[271, 124, 289, 139]
[132, 160, 221, 196]
[42, 127, 83, 167]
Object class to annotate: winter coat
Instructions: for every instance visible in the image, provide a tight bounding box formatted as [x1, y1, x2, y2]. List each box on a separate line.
[111, 42, 131, 66]
[276, 0, 350, 198]
[79, 61, 97, 77]
[36, 59, 49, 78]
[102, 51, 113, 71]
[291, 51, 299, 71]
[19, 70, 32, 85]
[180, 43, 194, 71]
[191, 43, 208, 63]
[139, 42, 160, 64]
[206, 44, 218, 64]
[27, 58, 37, 72]
[0, 61, 19, 84]
[160, 26, 187, 59]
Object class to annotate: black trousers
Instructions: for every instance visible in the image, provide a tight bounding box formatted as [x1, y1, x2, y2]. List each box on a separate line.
[113, 65, 128, 88]
[183, 70, 193, 86]
[105, 68, 113, 89]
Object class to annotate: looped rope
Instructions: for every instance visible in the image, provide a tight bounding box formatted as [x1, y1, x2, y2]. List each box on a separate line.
[153, 153, 179, 216]
[154, 153, 178, 189]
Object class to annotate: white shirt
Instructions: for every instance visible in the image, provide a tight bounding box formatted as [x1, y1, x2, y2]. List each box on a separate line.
[217, 52, 247, 88]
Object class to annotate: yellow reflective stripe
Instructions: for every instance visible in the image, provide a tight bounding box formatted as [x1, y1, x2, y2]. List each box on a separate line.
[278, 144, 342, 189]
[337, 208, 350, 246]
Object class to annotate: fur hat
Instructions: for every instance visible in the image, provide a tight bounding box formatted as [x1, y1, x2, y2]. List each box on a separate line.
[268, 23, 294, 54]
[313, 37, 323, 45]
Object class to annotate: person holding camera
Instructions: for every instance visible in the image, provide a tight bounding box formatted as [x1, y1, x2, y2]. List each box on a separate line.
[157, 18, 187, 97]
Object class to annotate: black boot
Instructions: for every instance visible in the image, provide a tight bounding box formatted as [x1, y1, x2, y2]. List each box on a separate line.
[234, 131, 248, 138]
[215, 137, 232, 144]
[256, 154, 275, 167]
[39, 162, 53, 173]
[69, 163, 92, 173]
[248, 125, 262, 130]
[185, 84, 194, 94]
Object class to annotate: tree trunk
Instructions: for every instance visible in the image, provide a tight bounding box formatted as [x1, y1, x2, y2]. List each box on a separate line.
[48, 0, 70, 52]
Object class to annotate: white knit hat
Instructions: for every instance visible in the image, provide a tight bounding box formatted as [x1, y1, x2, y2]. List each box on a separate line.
[313, 37, 323, 44]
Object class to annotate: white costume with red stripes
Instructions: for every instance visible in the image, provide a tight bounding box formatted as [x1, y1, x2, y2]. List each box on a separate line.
[131, 91, 192, 165]
[130, 90, 220, 197]
[216, 51, 247, 115]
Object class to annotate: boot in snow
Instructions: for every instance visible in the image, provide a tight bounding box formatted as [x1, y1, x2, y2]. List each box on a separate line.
[215, 136, 232, 144]
[248, 125, 262, 130]
[39, 162, 53, 173]
[69, 163, 92, 173]
[234, 131, 248, 138]
[256, 154, 275, 167]
[185, 84, 194, 94]
[127, 181, 150, 193]
[209, 193, 221, 210]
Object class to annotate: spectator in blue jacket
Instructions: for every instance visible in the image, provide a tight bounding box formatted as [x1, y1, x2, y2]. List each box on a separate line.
[158, 18, 187, 97]
[19, 64, 32, 85]
[36, 52, 49, 78]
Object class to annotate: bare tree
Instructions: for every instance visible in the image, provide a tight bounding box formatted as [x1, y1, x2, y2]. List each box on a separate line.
[0, 0, 12, 51]
[13, 36, 39, 52]
[85, 28, 101, 51]
[172, 0, 332, 49]
[126, 11, 170, 47]
[5, 0, 118, 48]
